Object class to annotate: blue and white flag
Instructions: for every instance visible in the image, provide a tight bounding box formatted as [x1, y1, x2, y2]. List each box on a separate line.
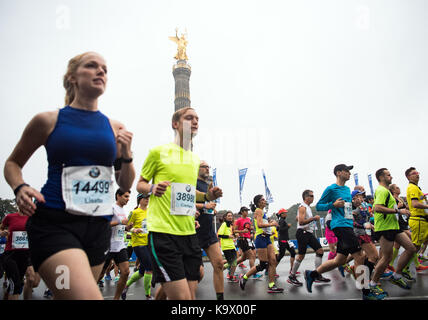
[262, 169, 274, 204]
[368, 174, 374, 196]
[238, 168, 248, 206]
[212, 168, 219, 204]
[354, 173, 359, 187]
[319, 217, 325, 230]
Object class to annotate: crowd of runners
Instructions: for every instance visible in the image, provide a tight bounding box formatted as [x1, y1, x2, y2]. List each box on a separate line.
[1, 52, 428, 300]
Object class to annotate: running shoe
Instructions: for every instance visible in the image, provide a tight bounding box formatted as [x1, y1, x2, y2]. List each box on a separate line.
[363, 290, 385, 300]
[121, 287, 128, 300]
[390, 277, 411, 290]
[304, 270, 315, 293]
[239, 274, 247, 290]
[287, 275, 303, 286]
[315, 275, 331, 283]
[338, 265, 345, 278]
[104, 274, 112, 281]
[227, 275, 238, 283]
[369, 284, 388, 297]
[146, 295, 153, 300]
[380, 271, 393, 279]
[114, 276, 120, 283]
[252, 273, 263, 279]
[416, 264, 428, 272]
[401, 269, 416, 281]
[98, 280, 104, 288]
[267, 285, 284, 293]
[239, 263, 247, 268]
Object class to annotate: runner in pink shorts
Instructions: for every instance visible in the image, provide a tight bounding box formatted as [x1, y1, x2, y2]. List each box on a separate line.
[325, 210, 338, 260]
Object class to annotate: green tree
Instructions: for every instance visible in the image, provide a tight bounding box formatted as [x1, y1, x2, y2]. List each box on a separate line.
[0, 198, 18, 221]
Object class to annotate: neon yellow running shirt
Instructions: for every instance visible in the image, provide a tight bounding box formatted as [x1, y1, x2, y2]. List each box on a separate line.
[141, 143, 200, 236]
[128, 207, 148, 246]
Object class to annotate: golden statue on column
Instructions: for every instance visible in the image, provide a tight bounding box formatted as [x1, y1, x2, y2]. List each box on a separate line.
[169, 28, 189, 61]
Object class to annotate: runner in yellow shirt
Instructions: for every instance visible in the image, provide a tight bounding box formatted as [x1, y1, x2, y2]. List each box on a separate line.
[405, 167, 428, 272]
[217, 211, 238, 283]
[121, 193, 153, 300]
[136, 107, 222, 300]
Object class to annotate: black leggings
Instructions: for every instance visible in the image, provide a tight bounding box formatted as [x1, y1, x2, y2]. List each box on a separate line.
[3, 250, 30, 295]
[276, 240, 296, 263]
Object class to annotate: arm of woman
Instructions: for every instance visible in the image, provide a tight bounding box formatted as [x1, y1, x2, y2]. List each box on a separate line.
[255, 209, 271, 228]
[109, 119, 135, 192]
[4, 111, 58, 216]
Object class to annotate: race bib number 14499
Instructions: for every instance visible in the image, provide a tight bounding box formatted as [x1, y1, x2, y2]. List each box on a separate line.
[62, 165, 114, 216]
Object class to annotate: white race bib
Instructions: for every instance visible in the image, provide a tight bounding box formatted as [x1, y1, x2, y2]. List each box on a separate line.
[393, 204, 399, 221]
[12, 231, 28, 249]
[113, 225, 126, 242]
[141, 219, 148, 234]
[344, 202, 353, 219]
[62, 165, 114, 216]
[170, 183, 196, 216]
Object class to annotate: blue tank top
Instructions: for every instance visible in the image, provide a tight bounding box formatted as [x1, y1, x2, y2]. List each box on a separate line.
[39, 106, 117, 210]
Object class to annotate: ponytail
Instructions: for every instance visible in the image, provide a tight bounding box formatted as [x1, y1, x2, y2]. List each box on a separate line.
[62, 52, 92, 106]
[250, 203, 257, 212]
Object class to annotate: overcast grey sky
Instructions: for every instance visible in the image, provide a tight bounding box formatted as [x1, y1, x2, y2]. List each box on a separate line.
[1, 0, 427, 215]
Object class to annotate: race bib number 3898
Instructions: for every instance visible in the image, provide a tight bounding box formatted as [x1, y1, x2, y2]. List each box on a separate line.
[170, 183, 196, 216]
[62, 165, 114, 216]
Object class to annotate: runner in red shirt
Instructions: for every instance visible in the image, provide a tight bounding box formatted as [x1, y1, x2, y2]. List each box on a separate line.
[235, 207, 257, 273]
[0, 211, 39, 299]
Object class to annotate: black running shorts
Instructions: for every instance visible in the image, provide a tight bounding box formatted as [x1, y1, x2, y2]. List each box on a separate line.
[148, 232, 202, 283]
[26, 206, 111, 272]
[333, 227, 361, 256]
[296, 229, 321, 255]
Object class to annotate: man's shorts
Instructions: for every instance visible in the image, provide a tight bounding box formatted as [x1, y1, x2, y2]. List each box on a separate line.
[196, 214, 219, 250]
[223, 249, 237, 266]
[104, 248, 129, 267]
[296, 229, 321, 255]
[409, 217, 428, 247]
[26, 207, 111, 272]
[332, 227, 361, 256]
[237, 238, 255, 252]
[374, 229, 403, 242]
[148, 232, 201, 283]
[254, 234, 272, 249]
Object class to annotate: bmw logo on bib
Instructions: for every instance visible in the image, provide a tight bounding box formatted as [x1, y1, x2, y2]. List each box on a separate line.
[89, 167, 101, 178]
[186, 185, 191, 192]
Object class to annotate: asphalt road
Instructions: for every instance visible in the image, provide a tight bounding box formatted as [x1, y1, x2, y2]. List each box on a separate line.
[4, 247, 426, 301]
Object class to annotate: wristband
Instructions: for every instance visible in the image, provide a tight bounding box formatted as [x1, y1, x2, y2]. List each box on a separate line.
[113, 158, 122, 171]
[122, 157, 133, 163]
[14, 183, 29, 196]
[204, 193, 210, 202]
[149, 184, 154, 195]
